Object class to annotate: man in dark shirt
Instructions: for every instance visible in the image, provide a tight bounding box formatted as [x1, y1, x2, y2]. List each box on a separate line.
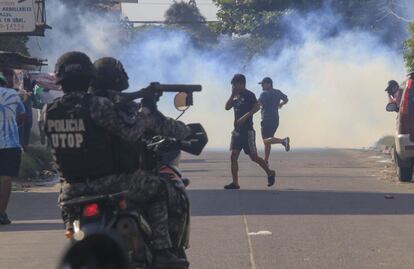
[224, 74, 276, 189]
[258, 77, 290, 164]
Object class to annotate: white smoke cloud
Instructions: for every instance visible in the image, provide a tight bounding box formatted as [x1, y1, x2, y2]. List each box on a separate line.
[28, 1, 408, 149]
[28, 1, 123, 69]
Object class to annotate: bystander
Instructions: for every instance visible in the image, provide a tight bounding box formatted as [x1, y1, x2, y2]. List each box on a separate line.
[0, 72, 25, 225]
[33, 85, 60, 145]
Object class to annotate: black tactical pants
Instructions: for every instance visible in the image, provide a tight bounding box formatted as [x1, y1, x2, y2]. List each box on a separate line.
[164, 179, 190, 249]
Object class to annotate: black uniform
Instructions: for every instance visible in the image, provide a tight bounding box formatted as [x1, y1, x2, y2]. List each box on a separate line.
[45, 92, 191, 250]
[92, 89, 191, 250]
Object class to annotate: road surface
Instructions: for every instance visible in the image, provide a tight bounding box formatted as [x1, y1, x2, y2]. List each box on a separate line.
[1, 149, 414, 269]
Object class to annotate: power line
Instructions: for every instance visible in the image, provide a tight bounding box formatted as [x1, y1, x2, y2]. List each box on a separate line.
[127, 20, 218, 24]
[133, 3, 214, 5]
[126, 0, 214, 3]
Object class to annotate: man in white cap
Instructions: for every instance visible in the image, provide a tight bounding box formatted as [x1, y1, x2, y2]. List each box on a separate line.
[258, 77, 290, 164]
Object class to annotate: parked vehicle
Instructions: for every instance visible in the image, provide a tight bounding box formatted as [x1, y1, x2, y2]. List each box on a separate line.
[387, 78, 414, 181]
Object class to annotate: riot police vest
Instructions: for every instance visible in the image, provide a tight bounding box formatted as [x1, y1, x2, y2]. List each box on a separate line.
[45, 93, 117, 181]
[91, 90, 141, 174]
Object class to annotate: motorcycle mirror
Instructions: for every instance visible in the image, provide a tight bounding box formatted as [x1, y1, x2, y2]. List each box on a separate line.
[174, 92, 190, 111]
[180, 123, 208, 155]
[386, 103, 398, 112]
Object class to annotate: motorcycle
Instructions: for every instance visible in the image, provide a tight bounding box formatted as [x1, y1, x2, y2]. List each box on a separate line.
[58, 85, 208, 269]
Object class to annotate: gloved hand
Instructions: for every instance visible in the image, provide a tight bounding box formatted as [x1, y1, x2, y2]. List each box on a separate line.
[140, 83, 162, 110]
[140, 97, 166, 121]
[138, 84, 162, 99]
[141, 97, 158, 113]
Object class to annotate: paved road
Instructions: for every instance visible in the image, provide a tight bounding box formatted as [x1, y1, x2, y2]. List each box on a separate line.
[1, 149, 414, 269]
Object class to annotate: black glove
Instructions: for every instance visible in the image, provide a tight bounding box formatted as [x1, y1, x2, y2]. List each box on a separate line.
[141, 97, 158, 113]
[141, 97, 166, 120]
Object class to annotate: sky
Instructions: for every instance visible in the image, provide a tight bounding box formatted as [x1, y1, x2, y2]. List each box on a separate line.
[121, 0, 218, 21]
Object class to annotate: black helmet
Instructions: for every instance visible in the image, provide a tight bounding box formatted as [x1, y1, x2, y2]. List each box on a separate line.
[92, 57, 129, 92]
[55, 51, 95, 85]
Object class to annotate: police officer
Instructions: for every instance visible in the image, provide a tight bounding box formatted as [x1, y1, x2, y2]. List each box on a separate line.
[90, 57, 191, 259]
[89, 57, 142, 174]
[44, 52, 190, 268]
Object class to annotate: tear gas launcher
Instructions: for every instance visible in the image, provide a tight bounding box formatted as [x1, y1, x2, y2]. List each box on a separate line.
[112, 82, 202, 106]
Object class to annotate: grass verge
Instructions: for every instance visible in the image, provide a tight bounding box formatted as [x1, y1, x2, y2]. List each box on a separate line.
[19, 146, 53, 180]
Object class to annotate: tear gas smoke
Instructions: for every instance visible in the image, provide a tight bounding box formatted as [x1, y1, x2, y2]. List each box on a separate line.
[28, 1, 410, 149]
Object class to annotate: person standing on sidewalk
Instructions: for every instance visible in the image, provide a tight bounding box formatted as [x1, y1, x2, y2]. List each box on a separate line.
[33, 85, 61, 145]
[0, 72, 25, 225]
[258, 77, 290, 164]
[224, 74, 276, 189]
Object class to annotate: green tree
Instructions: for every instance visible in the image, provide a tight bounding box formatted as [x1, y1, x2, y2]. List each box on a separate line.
[164, 1, 217, 45]
[334, 0, 406, 43]
[212, 0, 406, 44]
[211, 0, 323, 37]
[62, 0, 119, 10]
[404, 22, 414, 70]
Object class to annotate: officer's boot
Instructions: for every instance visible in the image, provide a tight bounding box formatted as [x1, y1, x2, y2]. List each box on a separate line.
[153, 249, 188, 269]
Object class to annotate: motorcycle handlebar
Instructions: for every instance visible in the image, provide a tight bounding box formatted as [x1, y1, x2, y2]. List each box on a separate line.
[146, 123, 207, 156]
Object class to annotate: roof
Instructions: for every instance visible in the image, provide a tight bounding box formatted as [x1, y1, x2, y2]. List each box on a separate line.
[0, 51, 47, 71]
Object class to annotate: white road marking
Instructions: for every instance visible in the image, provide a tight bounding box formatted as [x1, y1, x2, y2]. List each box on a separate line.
[248, 231, 272, 236]
[243, 215, 257, 269]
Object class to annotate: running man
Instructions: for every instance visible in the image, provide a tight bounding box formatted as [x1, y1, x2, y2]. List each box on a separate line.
[224, 74, 276, 189]
[258, 77, 290, 164]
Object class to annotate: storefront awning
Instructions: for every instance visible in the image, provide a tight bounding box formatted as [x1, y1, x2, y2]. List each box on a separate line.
[0, 51, 47, 71]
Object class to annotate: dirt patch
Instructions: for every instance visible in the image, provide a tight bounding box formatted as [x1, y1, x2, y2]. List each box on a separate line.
[12, 172, 60, 193]
[360, 148, 414, 190]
